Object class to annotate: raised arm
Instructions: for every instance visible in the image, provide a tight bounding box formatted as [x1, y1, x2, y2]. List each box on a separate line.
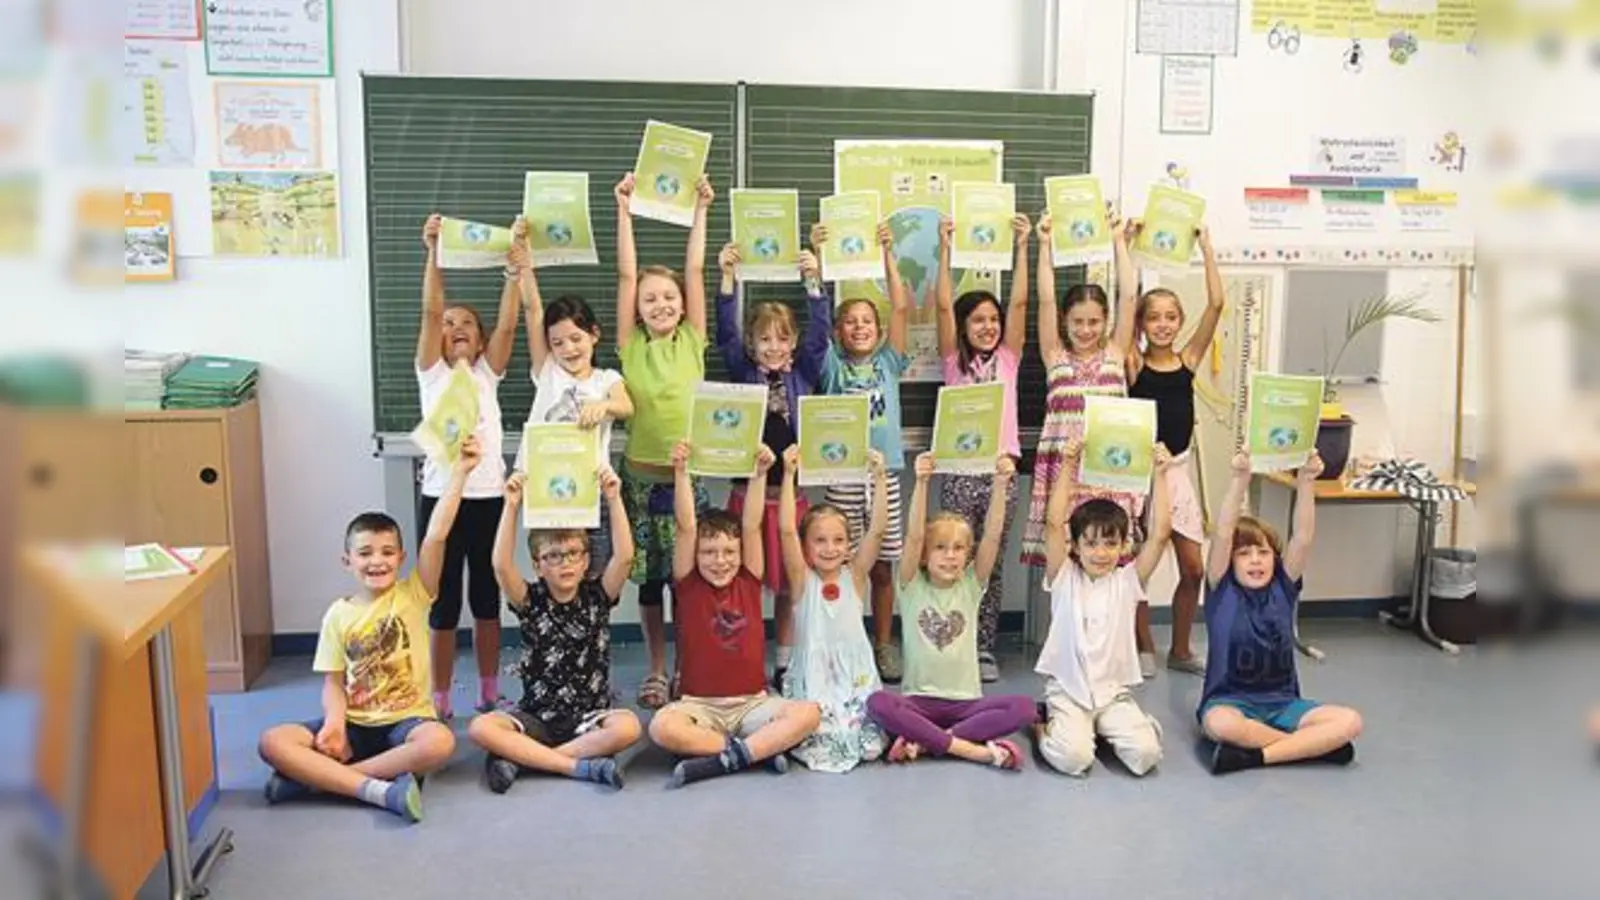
[1036, 212, 1064, 364]
[614, 174, 639, 350]
[670, 440, 698, 582]
[742, 446, 776, 583]
[599, 466, 636, 602]
[882, 220, 910, 356]
[1206, 451, 1253, 587]
[796, 228, 833, 386]
[494, 473, 529, 608]
[416, 213, 445, 370]
[483, 220, 524, 375]
[1133, 443, 1175, 587]
[899, 452, 934, 587]
[854, 451, 890, 590]
[419, 436, 481, 598]
[516, 219, 551, 374]
[973, 456, 1016, 585]
[1108, 214, 1141, 358]
[778, 447, 809, 600]
[1282, 452, 1324, 582]
[713, 243, 757, 380]
[1179, 225, 1224, 371]
[1043, 436, 1081, 583]
[935, 215, 958, 358]
[684, 176, 714, 337]
[1003, 214, 1031, 355]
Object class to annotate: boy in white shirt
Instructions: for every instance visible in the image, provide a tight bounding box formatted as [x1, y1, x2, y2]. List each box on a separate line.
[1033, 437, 1173, 776]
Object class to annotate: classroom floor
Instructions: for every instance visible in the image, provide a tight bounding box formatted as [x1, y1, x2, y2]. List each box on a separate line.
[9, 622, 1598, 899]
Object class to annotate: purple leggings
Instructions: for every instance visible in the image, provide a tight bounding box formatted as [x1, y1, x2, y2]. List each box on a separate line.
[866, 691, 1037, 756]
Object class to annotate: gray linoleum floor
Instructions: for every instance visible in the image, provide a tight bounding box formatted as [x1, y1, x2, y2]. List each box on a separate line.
[7, 621, 1599, 900]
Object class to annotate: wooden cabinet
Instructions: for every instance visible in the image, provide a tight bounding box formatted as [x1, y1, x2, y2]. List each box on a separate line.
[126, 400, 272, 691]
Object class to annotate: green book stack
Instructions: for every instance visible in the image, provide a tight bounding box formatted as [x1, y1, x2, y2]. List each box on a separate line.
[164, 355, 260, 409]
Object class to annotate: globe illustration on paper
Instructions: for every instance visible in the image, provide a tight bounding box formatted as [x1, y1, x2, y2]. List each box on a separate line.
[970, 225, 997, 247]
[443, 419, 462, 442]
[840, 235, 866, 255]
[711, 407, 742, 429]
[820, 442, 849, 464]
[1267, 426, 1299, 450]
[547, 475, 578, 501]
[753, 237, 782, 259]
[1102, 445, 1133, 470]
[462, 223, 491, 244]
[1152, 231, 1179, 253]
[653, 174, 681, 197]
[882, 208, 941, 305]
[545, 222, 573, 246]
[1069, 218, 1097, 243]
[954, 431, 984, 454]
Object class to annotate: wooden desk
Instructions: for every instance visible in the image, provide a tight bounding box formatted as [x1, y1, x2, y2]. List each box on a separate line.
[1256, 473, 1478, 656]
[28, 546, 235, 900]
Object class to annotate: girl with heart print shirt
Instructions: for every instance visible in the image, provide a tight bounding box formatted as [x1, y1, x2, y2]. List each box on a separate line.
[864, 452, 1037, 771]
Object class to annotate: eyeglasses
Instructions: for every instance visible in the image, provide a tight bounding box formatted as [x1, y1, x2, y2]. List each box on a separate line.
[537, 548, 588, 566]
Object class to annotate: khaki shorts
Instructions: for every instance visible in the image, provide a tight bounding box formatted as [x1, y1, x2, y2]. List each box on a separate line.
[665, 692, 787, 738]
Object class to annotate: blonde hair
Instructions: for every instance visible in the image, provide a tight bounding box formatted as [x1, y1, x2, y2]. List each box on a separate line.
[1231, 515, 1283, 558]
[637, 265, 686, 297]
[835, 297, 882, 330]
[800, 503, 849, 541]
[745, 301, 798, 353]
[923, 512, 975, 560]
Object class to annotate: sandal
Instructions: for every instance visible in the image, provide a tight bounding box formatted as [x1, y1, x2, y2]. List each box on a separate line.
[637, 673, 670, 710]
[986, 739, 1023, 771]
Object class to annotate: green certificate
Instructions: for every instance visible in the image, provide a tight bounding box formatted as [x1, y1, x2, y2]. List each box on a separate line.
[931, 381, 1005, 475]
[632, 119, 712, 227]
[797, 395, 872, 487]
[1134, 185, 1206, 270]
[1247, 373, 1325, 473]
[523, 172, 598, 267]
[1082, 396, 1157, 494]
[688, 382, 769, 478]
[436, 217, 512, 270]
[954, 268, 1001, 298]
[950, 182, 1015, 271]
[522, 423, 601, 529]
[125, 543, 195, 581]
[819, 191, 882, 282]
[1045, 175, 1112, 266]
[411, 362, 480, 467]
[730, 189, 801, 283]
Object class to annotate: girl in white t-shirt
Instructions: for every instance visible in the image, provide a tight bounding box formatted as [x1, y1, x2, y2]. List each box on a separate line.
[416, 213, 520, 718]
[512, 232, 633, 574]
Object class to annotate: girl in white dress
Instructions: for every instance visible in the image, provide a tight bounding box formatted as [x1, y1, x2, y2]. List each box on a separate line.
[777, 446, 888, 773]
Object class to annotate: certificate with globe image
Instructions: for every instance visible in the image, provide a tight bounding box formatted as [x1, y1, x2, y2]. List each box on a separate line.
[1082, 396, 1157, 494]
[436, 217, 513, 270]
[931, 381, 1005, 475]
[950, 182, 1015, 271]
[632, 120, 713, 227]
[523, 172, 598, 267]
[522, 423, 602, 529]
[1133, 185, 1206, 270]
[797, 395, 872, 487]
[1247, 373, 1324, 474]
[731, 189, 801, 283]
[1045, 175, 1112, 267]
[410, 363, 481, 468]
[819, 191, 882, 282]
[688, 383, 769, 478]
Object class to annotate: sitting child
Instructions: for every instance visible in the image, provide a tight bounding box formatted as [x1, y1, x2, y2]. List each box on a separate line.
[865, 453, 1036, 771]
[1200, 451, 1365, 775]
[255, 438, 479, 823]
[777, 445, 889, 773]
[466, 465, 641, 793]
[1034, 438, 1173, 777]
[647, 441, 822, 787]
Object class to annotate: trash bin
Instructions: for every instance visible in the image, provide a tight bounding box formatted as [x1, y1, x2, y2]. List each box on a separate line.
[1426, 548, 1481, 644]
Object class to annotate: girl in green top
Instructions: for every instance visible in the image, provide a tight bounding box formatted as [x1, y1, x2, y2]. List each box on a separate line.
[613, 171, 714, 709]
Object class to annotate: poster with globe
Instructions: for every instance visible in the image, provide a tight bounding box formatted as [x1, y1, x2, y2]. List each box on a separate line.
[1246, 372, 1324, 474]
[632, 120, 712, 227]
[523, 172, 598, 267]
[436, 216, 513, 269]
[731, 189, 801, 283]
[950, 182, 1015, 271]
[797, 395, 872, 487]
[819, 191, 882, 282]
[1082, 396, 1157, 494]
[930, 381, 1005, 475]
[835, 139, 1004, 382]
[410, 362, 480, 468]
[1134, 184, 1206, 271]
[1045, 175, 1113, 267]
[522, 423, 602, 529]
[687, 382, 769, 478]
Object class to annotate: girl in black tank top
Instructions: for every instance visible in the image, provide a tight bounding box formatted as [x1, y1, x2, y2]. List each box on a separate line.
[1125, 221, 1226, 678]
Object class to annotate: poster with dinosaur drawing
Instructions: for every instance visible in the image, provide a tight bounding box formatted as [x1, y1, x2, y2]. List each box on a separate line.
[214, 81, 321, 170]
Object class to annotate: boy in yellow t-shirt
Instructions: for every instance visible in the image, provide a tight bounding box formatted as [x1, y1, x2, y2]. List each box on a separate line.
[256, 439, 482, 823]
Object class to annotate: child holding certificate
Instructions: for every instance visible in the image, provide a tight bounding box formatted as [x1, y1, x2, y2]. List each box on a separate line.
[416, 213, 521, 718]
[714, 224, 834, 687]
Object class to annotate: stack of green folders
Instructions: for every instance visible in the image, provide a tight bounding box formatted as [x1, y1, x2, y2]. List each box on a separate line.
[163, 355, 260, 409]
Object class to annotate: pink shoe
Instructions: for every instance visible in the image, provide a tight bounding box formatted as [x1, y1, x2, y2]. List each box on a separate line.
[986, 739, 1023, 771]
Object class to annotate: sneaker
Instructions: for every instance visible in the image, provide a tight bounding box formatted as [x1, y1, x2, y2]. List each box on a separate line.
[770, 666, 788, 693]
[1166, 653, 1206, 677]
[978, 652, 1000, 683]
[1139, 652, 1157, 679]
[485, 754, 519, 794]
[475, 696, 511, 714]
[874, 643, 903, 683]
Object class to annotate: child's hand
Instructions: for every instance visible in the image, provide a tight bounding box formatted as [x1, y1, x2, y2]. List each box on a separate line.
[914, 451, 935, 481]
[867, 449, 886, 476]
[511, 215, 529, 245]
[671, 439, 691, 472]
[754, 445, 776, 477]
[1124, 217, 1144, 245]
[809, 222, 829, 248]
[1036, 211, 1053, 237]
[1231, 451, 1251, 474]
[422, 213, 442, 250]
[614, 173, 635, 210]
[504, 472, 526, 504]
[1153, 442, 1173, 473]
[1064, 437, 1084, 460]
[797, 250, 820, 282]
[1298, 451, 1325, 483]
[695, 175, 715, 209]
[876, 220, 893, 249]
[577, 401, 609, 428]
[1197, 223, 1214, 253]
[718, 242, 740, 278]
[507, 221, 531, 271]
[938, 215, 954, 249]
[457, 435, 482, 473]
[314, 721, 351, 762]
[1011, 213, 1032, 241]
[598, 466, 622, 500]
[782, 445, 801, 471]
[996, 455, 1016, 479]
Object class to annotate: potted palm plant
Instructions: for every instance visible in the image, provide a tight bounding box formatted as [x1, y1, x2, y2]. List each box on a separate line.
[1316, 292, 1441, 479]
